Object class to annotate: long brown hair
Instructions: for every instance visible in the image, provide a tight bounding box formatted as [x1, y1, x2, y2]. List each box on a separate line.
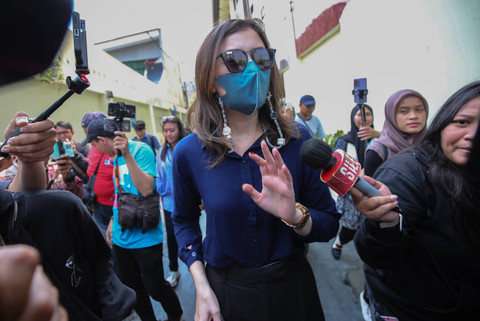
[187, 18, 297, 167]
[160, 116, 187, 162]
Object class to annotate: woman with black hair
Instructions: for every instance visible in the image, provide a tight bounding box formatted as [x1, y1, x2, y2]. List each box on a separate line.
[331, 104, 379, 259]
[351, 81, 480, 321]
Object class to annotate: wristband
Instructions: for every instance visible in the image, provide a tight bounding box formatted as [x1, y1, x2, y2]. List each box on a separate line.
[379, 213, 403, 231]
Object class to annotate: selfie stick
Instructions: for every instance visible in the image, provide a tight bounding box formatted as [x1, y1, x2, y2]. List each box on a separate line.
[0, 11, 90, 158]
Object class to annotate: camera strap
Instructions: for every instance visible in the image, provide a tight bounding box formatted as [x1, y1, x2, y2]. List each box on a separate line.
[87, 153, 104, 190]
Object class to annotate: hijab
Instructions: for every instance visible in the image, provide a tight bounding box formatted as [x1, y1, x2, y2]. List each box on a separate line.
[340, 104, 374, 167]
[367, 89, 429, 161]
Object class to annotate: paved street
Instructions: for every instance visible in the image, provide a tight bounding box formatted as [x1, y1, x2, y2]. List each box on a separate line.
[153, 212, 366, 321]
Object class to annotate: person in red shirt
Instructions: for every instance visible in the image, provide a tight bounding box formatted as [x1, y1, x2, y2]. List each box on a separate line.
[82, 112, 115, 236]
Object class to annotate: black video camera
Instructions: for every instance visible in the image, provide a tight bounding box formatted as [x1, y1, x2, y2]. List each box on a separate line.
[104, 102, 136, 132]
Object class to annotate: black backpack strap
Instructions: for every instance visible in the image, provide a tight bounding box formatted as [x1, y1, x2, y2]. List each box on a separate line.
[147, 134, 156, 155]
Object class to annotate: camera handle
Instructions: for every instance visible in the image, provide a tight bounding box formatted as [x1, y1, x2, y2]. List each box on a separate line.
[115, 130, 123, 157]
[358, 103, 366, 127]
[356, 103, 368, 152]
[0, 73, 90, 158]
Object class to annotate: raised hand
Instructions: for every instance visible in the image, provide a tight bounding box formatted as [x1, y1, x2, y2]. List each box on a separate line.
[242, 140, 300, 225]
[358, 126, 380, 141]
[2, 112, 56, 163]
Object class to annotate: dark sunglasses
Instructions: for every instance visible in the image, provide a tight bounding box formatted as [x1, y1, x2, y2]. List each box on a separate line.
[217, 48, 276, 73]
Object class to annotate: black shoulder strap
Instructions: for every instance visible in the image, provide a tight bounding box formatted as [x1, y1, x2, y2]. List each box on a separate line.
[146, 134, 156, 155]
[148, 134, 155, 150]
[93, 153, 104, 176]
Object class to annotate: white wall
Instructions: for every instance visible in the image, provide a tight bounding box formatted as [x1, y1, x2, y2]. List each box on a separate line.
[262, 0, 480, 135]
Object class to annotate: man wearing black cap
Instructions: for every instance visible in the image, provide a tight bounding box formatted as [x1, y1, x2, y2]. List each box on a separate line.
[87, 118, 184, 321]
[295, 94, 326, 140]
[132, 120, 160, 154]
[79, 111, 107, 149]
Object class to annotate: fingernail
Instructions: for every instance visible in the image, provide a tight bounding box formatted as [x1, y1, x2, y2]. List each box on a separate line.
[1, 146, 9, 153]
[15, 116, 29, 125]
[7, 138, 15, 145]
[390, 195, 398, 202]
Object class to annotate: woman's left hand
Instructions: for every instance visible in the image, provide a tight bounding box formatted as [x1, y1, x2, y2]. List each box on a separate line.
[242, 140, 299, 224]
[358, 126, 380, 141]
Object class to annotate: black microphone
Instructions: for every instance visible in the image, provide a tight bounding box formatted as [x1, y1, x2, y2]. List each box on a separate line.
[300, 138, 400, 212]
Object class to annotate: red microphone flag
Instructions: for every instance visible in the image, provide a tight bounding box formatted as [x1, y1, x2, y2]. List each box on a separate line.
[320, 149, 361, 196]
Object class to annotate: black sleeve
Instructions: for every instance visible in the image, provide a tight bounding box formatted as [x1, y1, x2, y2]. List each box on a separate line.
[10, 190, 136, 320]
[364, 149, 383, 176]
[72, 151, 89, 183]
[354, 154, 430, 269]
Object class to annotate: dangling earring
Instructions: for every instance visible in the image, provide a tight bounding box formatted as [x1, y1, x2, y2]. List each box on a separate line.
[219, 96, 235, 153]
[262, 91, 285, 149]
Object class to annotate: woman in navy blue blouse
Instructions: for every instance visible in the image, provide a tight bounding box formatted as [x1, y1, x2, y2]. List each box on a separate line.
[172, 19, 339, 321]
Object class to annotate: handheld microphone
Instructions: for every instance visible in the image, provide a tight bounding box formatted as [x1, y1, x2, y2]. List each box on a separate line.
[300, 138, 400, 212]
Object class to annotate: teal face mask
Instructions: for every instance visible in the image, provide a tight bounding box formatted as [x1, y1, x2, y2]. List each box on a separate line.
[215, 61, 271, 115]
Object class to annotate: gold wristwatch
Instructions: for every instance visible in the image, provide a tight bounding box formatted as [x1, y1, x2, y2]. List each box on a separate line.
[281, 203, 310, 230]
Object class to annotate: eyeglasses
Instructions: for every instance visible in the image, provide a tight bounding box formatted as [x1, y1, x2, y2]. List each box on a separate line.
[306, 104, 316, 109]
[217, 48, 276, 73]
[162, 116, 175, 124]
[56, 130, 71, 136]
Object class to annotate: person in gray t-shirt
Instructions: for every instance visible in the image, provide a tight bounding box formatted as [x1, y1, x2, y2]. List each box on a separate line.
[294, 94, 326, 140]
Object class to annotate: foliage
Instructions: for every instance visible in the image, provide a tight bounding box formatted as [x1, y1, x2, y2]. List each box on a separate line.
[36, 57, 64, 84]
[324, 129, 344, 148]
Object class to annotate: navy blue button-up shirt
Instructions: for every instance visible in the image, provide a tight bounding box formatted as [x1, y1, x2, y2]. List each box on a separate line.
[172, 126, 339, 269]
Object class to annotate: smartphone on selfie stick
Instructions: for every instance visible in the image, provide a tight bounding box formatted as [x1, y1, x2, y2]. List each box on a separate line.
[0, 11, 90, 158]
[352, 78, 368, 126]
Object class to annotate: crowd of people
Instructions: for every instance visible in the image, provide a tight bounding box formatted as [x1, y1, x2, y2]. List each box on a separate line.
[0, 6, 479, 321]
